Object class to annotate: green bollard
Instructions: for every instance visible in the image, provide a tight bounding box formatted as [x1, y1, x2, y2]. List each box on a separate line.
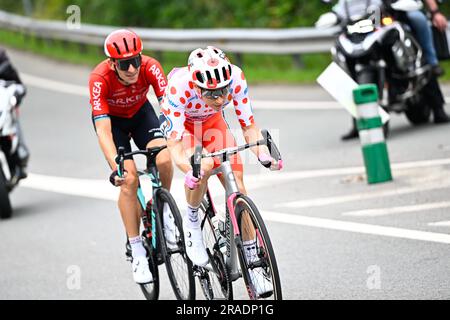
[353, 84, 393, 184]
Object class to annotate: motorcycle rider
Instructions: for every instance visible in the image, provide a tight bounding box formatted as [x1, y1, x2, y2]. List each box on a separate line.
[0, 48, 30, 180]
[334, 0, 450, 140]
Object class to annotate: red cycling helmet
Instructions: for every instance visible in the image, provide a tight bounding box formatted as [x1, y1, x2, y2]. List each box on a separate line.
[104, 29, 143, 59]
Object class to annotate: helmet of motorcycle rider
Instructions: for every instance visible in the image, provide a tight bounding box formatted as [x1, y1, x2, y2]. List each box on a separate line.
[104, 29, 143, 59]
[188, 46, 232, 90]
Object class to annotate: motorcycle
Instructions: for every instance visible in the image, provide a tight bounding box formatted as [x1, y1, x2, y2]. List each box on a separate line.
[316, 0, 436, 126]
[0, 80, 24, 219]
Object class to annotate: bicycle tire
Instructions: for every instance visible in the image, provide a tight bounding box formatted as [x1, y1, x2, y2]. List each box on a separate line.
[234, 195, 282, 300]
[156, 188, 195, 300]
[198, 199, 233, 300]
[139, 236, 160, 300]
[0, 169, 12, 219]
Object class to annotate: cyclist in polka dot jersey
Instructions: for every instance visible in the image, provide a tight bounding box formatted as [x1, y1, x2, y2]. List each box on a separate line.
[161, 62, 254, 140]
[160, 46, 282, 270]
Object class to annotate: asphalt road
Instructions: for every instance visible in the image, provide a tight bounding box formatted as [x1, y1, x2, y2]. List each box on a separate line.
[1, 48, 450, 300]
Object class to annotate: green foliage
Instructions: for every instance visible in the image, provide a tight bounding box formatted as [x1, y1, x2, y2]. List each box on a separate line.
[0, 0, 330, 28]
[1, 0, 448, 28]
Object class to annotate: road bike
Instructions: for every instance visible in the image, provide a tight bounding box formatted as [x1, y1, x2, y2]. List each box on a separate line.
[117, 146, 195, 300]
[191, 130, 283, 300]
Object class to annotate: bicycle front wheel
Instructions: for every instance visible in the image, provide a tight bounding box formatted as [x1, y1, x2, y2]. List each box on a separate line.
[198, 198, 233, 300]
[156, 188, 195, 300]
[234, 195, 282, 300]
[139, 238, 160, 300]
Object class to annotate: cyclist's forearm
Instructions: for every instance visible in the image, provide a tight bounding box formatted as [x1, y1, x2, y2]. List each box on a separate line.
[167, 139, 191, 173]
[96, 125, 118, 170]
[242, 124, 270, 157]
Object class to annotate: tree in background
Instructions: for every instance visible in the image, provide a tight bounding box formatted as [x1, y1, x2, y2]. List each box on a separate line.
[0, 0, 336, 27]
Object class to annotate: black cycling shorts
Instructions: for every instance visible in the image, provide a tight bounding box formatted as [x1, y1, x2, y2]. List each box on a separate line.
[92, 100, 164, 160]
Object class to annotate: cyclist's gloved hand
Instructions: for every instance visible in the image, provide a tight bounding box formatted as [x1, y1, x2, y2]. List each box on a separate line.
[110, 169, 128, 187]
[185, 169, 205, 190]
[258, 153, 283, 171]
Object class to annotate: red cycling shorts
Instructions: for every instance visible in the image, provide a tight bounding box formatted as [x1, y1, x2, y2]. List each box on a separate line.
[183, 112, 243, 173]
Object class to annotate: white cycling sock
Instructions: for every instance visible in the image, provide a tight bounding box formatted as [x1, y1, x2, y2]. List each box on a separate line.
[129, 236, 146, 258]
[163, 203, 173, 224]
[186, 205, 200, 228]
[243, 238, 258, 263]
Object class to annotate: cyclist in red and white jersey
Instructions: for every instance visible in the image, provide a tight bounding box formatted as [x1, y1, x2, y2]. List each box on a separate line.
[160, 46, 282, 296]
[89, 29, 175, 284]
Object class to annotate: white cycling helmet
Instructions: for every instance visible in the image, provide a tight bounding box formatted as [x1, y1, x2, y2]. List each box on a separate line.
[188, 46, 232, 89]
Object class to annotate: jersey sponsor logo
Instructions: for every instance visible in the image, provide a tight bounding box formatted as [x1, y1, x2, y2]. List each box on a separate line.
[92, 82, 103, 111]
[168, 99, 179, 108]
[149, 64, 167, 91]
[107, 93, 144, 107]
[159, 112, 173, 137]
[186, 114, 214, 121]
[148, 128, 163, 137]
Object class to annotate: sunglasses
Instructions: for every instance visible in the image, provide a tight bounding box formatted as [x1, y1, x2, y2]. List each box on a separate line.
[116, 55, 142, 71]
[201, 85, 230, 99]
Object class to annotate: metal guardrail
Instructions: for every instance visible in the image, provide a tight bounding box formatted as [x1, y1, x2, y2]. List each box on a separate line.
[0, 10, 340, 55]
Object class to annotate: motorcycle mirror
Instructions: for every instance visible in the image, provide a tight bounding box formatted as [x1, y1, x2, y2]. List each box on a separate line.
[315, 12, 339, 29]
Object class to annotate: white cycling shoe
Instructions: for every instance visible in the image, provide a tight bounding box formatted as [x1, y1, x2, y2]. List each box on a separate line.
[132, 256, 153, 284]
[183, 223, 209, 267]
[249, 268, 273, 298]
[164, 212, 178, 250]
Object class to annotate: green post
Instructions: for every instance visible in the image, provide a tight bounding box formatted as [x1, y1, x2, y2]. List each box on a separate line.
[353, 84, 393, 184]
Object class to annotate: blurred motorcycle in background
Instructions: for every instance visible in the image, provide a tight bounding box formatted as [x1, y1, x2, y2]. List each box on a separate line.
[0, 80, 25, 219]
[316, 0, 444, 134]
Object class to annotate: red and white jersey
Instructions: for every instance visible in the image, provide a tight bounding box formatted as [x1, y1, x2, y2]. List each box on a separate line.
[160, 64, 254, 140]
[89, 55, 167, 119]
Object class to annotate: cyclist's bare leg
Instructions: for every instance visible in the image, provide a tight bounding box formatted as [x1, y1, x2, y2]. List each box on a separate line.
[146, 138, 173, 190]
[185, 155, 215, 207]
[119, 159, 141, 238]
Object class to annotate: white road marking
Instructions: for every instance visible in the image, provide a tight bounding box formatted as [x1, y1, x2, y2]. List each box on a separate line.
[252, 100, 341, 110]
[22, 156, 450, 208]
[279, 181, 450, 209]
[20, 173, 230, 209]
[428, 221, 450, 227]
[21, 73, 89, 97]
[23, 72, 450, 110]
[261, 210, 450, 245]
[342, 201, 450, 217]
[20, 173, 118, 201]
[19, 173, 450, 245]
[245, 157, 450, 187]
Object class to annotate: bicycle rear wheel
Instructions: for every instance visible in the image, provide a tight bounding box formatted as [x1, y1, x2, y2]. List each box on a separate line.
[198, 198, 233, 300]
[234, 195, 282, 300]
[157, 188, 195, 300]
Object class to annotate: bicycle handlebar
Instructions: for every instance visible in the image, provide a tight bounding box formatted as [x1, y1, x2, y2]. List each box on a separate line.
[190, 129, 282, 178]
[116, 145, 167, 178]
